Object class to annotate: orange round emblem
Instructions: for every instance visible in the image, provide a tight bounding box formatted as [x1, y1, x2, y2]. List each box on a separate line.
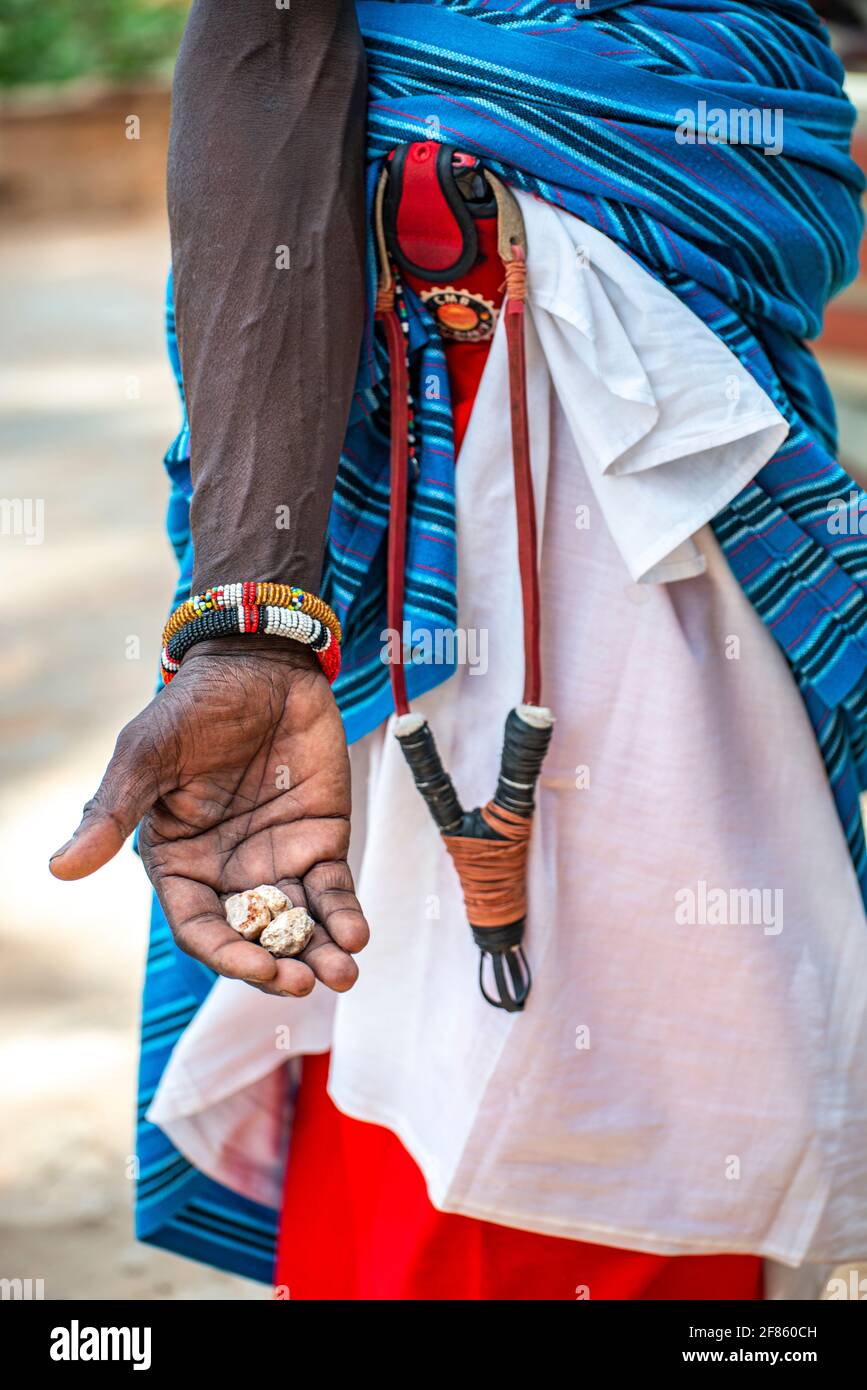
[419, 286, 499, 342]
[437, 301, 480, 332]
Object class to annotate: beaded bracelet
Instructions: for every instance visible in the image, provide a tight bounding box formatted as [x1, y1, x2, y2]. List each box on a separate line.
[160, 600, 340, 685]
[162, 582, 342, 649]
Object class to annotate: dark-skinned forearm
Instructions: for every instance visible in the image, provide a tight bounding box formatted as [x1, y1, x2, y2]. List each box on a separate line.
[168, 0, 367, 596]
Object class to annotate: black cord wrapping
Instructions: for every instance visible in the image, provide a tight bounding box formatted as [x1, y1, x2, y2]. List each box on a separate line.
[493, 708, 554, 817]
[393, 719, 464, 833]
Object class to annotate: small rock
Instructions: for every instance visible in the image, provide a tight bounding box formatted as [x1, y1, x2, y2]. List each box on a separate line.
[260, 907, 315, 958]
[225, 890, 271, 941]
[252, 884, 289, 916]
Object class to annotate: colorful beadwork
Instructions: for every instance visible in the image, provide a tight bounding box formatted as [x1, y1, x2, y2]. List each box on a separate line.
[393, 271, 419, 478]
[162, 582, 341, 649]
[160, 592, 341, 686]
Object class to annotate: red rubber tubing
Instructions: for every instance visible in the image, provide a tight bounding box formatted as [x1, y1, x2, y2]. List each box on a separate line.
[505, 291, 542, 708]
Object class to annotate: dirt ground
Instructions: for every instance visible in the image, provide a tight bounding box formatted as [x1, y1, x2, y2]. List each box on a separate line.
[0, 212, 265, 1300]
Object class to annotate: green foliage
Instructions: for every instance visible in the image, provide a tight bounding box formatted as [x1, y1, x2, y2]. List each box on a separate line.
[0, 0, 187, 88]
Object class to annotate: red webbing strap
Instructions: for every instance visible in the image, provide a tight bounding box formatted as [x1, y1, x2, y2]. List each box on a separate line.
[377, 296, 411, 717]
[504, 246, 542, 709]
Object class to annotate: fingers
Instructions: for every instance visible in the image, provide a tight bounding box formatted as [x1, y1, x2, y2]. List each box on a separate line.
[157, 875, 318, 998]
[299, 922, 359, 993]
[268, 878, 360, 993]
[302, 860, 370, 955]
[157, 869, 366, 998]
[49, 717, 164, 881]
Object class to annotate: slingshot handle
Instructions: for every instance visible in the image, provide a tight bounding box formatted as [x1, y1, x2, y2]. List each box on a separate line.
[394, 708, 554, 1014]
[469, 706, 553, 1011]
[393, 715, 464, 833]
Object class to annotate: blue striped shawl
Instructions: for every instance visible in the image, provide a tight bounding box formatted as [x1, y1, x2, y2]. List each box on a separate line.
[147, 0, 866, 1280]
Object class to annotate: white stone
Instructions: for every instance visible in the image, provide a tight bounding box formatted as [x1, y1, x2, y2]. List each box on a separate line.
[251, 884, 289, 917]
[260, 907, 315, 958]
[224, 890, 271, 941]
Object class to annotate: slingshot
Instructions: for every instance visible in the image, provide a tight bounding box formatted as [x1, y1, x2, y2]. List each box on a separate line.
[375, 144, 554, 1012]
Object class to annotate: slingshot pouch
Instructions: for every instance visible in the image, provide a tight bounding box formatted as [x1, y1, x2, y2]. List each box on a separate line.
[383, 141, 483, 281]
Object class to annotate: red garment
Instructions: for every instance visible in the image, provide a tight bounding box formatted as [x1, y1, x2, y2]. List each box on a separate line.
[275, 1053, 763, 1301]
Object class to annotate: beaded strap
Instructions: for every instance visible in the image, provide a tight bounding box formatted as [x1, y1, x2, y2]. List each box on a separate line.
[160, 593, 341, 686]
[162, 582, 341, 649]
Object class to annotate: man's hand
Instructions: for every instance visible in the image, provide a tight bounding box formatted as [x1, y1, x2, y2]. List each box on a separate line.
[49, 641, 368, 997]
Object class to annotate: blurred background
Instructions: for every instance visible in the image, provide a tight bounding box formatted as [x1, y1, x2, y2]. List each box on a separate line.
[0, 0, 261, 1299]
[0, 0, 865, 1301]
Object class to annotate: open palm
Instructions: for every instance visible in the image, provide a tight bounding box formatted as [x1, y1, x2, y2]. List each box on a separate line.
[50, 641, 368, 996]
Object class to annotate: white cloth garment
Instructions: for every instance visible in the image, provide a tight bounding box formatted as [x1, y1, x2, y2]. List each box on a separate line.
[149, 193, 867, 1270]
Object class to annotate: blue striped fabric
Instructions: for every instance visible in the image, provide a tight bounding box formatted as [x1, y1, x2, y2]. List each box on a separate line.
[135, 896, 278, 1283]
[140, 0, 866, 1280]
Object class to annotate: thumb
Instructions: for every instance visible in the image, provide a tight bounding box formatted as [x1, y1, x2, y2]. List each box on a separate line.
[49, 719, 164, 881]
